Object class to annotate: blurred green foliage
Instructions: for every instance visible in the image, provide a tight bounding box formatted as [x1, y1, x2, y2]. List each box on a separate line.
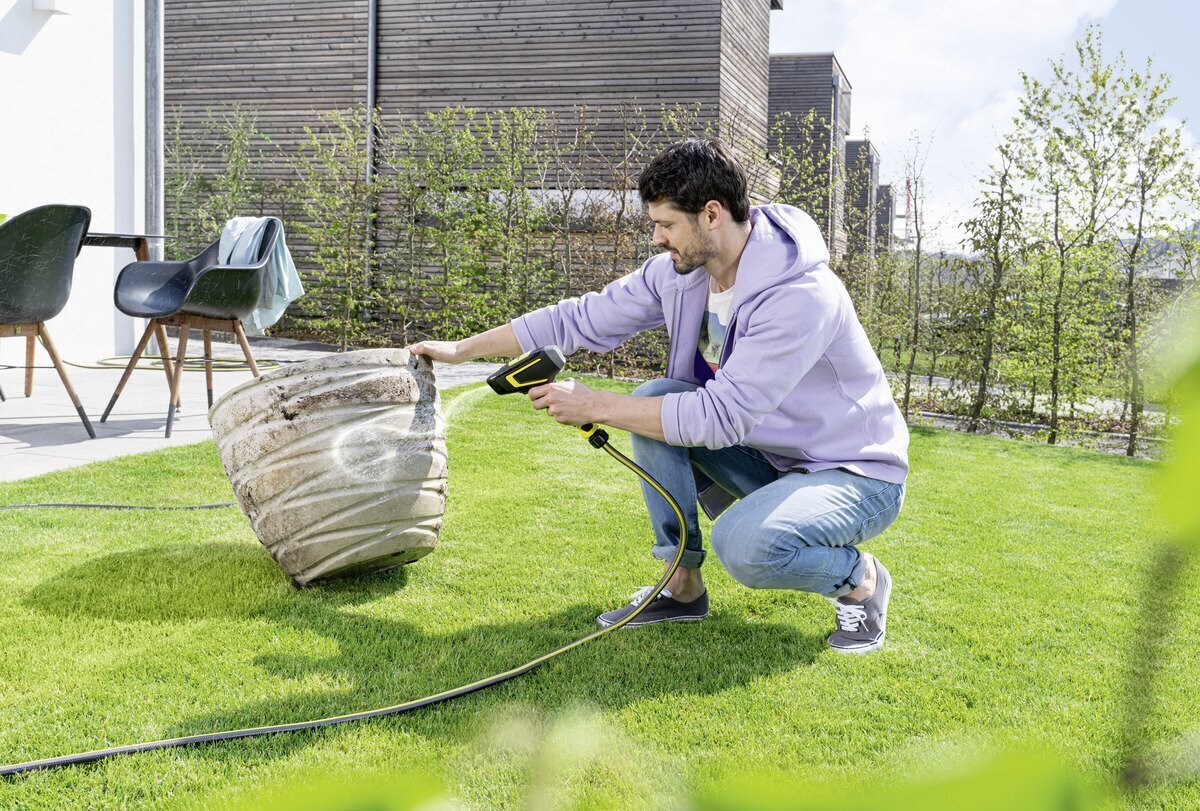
[1158, 307, 1200, 546]
[699, 753, 1110, 811]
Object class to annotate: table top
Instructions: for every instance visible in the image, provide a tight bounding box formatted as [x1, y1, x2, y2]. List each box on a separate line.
[83, 233, 169, 246]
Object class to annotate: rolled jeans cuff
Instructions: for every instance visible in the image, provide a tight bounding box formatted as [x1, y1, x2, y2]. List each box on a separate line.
[652, 541, 706, 569]
[821, 547, 866, 598]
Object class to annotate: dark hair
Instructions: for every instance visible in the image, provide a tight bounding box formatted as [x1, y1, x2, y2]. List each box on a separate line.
[637, 138, 750, 224]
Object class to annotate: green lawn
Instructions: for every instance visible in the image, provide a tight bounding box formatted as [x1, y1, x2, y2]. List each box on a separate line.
[0, 378, 1195, 809]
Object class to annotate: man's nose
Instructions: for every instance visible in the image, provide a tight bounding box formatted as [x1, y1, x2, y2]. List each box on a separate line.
[651, 227, 667, 246]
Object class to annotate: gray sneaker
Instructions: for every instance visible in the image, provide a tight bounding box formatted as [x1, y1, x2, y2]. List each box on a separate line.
[596, 586, 710, 628]
[827, 558, 891, 653]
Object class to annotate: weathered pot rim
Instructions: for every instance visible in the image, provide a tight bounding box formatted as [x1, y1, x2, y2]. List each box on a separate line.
[209, 347, 422, 424]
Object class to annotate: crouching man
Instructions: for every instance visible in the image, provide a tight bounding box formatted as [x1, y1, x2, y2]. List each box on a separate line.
[409, 138, 908, 653]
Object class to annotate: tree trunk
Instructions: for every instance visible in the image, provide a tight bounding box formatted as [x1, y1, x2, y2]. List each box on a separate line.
[902, 191, 923, 418]
[968, 239, 1006, 431]
[1047, 252, 1067, 444]
[1124, 209, 1146, 457]
[968, 330, 994, 432]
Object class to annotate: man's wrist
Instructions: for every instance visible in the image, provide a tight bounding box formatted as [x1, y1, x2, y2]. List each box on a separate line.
[455, 337, 476, 363]
[590, 389, 616, 424]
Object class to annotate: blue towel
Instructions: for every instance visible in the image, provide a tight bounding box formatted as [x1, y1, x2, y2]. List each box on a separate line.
[218, 216, 304, 336]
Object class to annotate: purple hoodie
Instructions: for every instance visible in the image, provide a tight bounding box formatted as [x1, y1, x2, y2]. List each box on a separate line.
[511, 204, 909, 485]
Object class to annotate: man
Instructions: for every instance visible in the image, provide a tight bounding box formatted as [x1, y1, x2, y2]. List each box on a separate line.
[409, 138, 908, 653]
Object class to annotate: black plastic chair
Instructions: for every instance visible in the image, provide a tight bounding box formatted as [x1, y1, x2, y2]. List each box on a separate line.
[0, 204, 96, 438]
[102, 218, 280, 437]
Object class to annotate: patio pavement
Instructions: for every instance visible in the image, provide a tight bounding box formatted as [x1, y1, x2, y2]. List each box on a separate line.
[0, 336, 500, 483]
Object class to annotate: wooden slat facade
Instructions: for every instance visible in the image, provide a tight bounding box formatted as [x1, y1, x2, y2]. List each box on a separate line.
[379, 0, 723, 189]
[166, 0, 780, 185]
[845, 138, 879, 259]
[767, 53, 852, 260]
[715, 0, 772, 167]
[165, 0, 368, 178]
[163, 0, 782, 335]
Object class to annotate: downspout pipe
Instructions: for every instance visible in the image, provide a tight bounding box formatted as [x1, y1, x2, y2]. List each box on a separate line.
[828, 72, 840, 256]
[364, 0, 379, 323]
[145, 0, 165, 357]
[366, 0, 378, 181]
[146, 0, 164, 261]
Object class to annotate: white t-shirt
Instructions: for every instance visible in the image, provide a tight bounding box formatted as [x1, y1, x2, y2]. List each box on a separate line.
[697, 278, 735, 373]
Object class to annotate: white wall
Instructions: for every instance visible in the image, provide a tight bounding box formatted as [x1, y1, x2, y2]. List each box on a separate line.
[0, 0, 144, 368]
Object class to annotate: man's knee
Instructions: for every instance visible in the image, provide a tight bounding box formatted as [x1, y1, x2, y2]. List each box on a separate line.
[710, 519, 784, 590]
[633, 377, 698, 398]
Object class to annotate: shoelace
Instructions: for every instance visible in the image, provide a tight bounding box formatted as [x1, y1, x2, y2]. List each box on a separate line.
[629, 586, 674, 606]
[830, 600, 868, 632]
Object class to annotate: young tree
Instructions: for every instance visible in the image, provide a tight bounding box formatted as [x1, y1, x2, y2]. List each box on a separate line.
[1014, 25, 1140, 443]
[293, 107, 381, 351]
[961, 140, 1024, 430]
[770, 110, 840, 251]
[1115, 114, 1198, 454]
[900, 139, 930, 419]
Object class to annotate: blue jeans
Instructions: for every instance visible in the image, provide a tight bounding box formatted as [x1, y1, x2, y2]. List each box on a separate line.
[630, 378, 905, 598]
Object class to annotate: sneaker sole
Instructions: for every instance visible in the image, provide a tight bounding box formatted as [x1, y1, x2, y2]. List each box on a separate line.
[829, 638, 885, 654]
[596, 612, 709, 629]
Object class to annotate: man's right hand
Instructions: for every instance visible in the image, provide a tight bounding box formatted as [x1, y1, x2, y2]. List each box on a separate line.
[405, 324, 522, 366]
[406, 340, 466, 364]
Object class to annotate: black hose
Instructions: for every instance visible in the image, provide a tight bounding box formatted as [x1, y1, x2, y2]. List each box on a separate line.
[0, 428, 685, 777]
[0, 503, 236, 511]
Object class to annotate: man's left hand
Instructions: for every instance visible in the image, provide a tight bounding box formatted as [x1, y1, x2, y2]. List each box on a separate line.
[527, 379, 602, 426]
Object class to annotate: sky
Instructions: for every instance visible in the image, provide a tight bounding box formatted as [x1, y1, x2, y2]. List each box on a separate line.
[768, 0, 1200, 250]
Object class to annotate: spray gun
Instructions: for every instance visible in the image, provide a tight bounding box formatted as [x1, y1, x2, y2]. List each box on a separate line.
[485, 346, 608, 447]
[486, 346, 566, 394]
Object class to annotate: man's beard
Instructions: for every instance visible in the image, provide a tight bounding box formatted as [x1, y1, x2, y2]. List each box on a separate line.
[669, 231, 718, 275]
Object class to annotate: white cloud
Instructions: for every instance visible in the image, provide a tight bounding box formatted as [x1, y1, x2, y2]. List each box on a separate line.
[770, 0, 1118, 248]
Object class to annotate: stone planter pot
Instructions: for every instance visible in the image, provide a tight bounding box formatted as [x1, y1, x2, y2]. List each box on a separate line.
[208, 348, 446, 586]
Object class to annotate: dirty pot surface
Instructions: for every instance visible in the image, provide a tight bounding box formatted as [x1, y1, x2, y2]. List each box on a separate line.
[209, 349, 447, 586]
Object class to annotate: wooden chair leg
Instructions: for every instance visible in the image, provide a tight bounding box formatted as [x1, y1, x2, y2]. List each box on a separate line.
[37, 324, 96, 439]
[232, 320, 260, 379]
[203, 329, 214, 409]
[165, 318, 190, 438]
[101, 319, 156, 422]
[154, 322, 175, 389]
[25, 334, 35, 397]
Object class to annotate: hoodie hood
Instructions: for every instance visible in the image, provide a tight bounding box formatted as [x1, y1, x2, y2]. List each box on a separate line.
[754, 204, 830, 269]
[734, 204, 831, 301]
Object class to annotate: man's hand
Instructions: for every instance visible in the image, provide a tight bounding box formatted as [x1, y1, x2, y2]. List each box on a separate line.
[406, 340, 466, 364]
[406, 324, 522, 365]
[527, 379, 603, 426]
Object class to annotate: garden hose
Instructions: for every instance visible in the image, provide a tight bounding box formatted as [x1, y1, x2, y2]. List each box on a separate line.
[0, 502, 236, 511]
[0, 423, 687, 777]
[0, 355, 281, 372]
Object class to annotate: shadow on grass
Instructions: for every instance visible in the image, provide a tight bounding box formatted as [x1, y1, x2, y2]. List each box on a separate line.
[25, 542, 410, 622]
[24, 542, 821, 768]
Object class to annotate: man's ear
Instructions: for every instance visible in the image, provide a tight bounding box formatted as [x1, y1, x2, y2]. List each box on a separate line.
[702, 200, 724, 231]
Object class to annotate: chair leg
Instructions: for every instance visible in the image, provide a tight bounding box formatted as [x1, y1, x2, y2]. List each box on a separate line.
[165, 318, 190, 438]
[154, 322, 175, 389]
[203, 329, 214, 409]
[101, 319, 156, 423]
[0, 382, 6, 402]
[37, 324, 96, 439]
[25, 334, 35, 396]
[232, 320, 261, 379]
